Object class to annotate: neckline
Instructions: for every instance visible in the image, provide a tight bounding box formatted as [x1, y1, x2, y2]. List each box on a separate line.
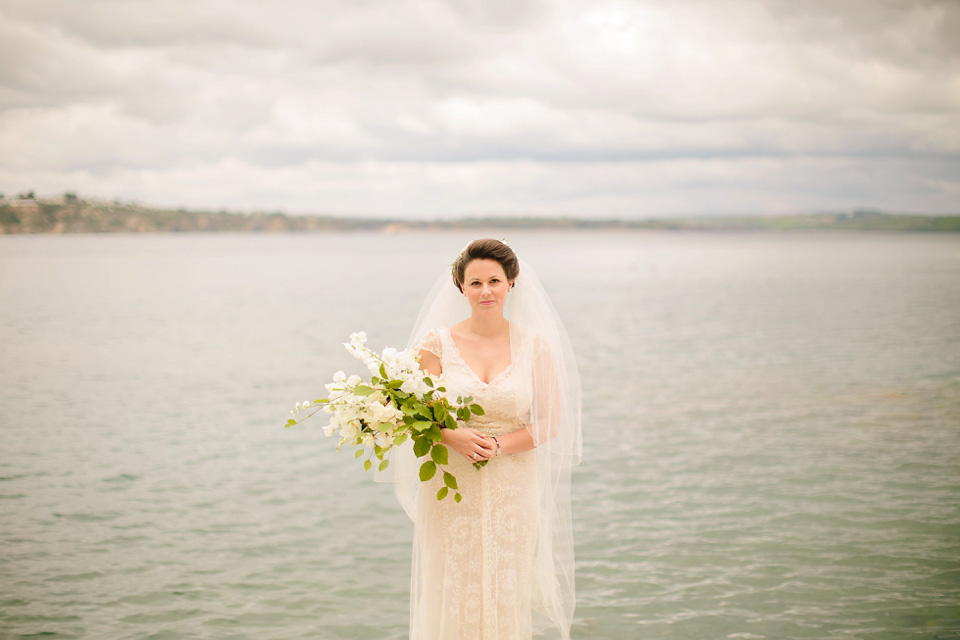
[443, 326, 513, 387]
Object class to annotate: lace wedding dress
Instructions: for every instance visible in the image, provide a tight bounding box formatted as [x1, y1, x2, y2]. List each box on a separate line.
[396, 258, 581, 640]
[411, 326, 539, 640]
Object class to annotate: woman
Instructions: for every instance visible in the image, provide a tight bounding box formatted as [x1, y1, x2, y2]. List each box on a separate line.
[394, 239, 582, 640]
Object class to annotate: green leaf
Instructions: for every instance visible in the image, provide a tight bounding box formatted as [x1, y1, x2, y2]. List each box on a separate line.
[430, 444, 449, 465]
[425, 425, 444, 442]
[413, 436, 431, 458]
[285, 418, 297, 427]
[470, 404, 485, 416]
[419, 460, 437, 482]
[436, 486, 448, 500]
[444, 414, 457, 430]
[388, 379, 403, 389]
[314, 398, 328, 404]
[353, 385, 374, 396]
[412, 420, 433, 432]
[424, 377, 434, 388]
[393, 432, 408, 446]
[443, 471, 458, 490]
[454, 492, 462, 503]
[379, 459, 389, 472]
[363, 460, 372, 471]
[379, 363, 387, 378]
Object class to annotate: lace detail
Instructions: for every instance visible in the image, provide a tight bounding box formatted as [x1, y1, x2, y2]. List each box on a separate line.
[417, 328, 443, 359]
[410, 326, 537, 640]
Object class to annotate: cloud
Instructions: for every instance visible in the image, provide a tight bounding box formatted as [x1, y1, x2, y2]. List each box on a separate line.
[0, 0, 957, 216]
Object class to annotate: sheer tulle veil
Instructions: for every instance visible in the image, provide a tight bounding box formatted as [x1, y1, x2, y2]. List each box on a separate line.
[388, 255, 583, 638]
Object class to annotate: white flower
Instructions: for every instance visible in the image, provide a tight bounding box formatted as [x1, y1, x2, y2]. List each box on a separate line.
[370, 400, 402, 425]
[349, 331, 367, 348]
[326, 370, 348, 393]
[454, 242, 470, 264]
[340, 420, 361, 439]
[397, 349, 418, 371]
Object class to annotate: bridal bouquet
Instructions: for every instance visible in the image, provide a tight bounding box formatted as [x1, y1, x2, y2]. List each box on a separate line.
[285, 332, 484, 502]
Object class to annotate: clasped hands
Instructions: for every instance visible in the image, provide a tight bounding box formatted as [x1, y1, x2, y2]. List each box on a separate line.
[441, 427, 498, 462]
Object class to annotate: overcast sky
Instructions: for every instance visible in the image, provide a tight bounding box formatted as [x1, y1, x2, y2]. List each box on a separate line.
[1, 0, 957, 218]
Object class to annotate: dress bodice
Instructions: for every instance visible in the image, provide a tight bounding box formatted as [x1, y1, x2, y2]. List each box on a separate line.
[420, 327, 532, 437]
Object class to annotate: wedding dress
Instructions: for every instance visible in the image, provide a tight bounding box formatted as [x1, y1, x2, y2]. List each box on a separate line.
[411, 326, 538, 640]
[391, 258, 581, 640]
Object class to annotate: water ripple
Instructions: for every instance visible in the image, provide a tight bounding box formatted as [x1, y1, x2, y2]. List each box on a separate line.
[1, 232, 959, 639]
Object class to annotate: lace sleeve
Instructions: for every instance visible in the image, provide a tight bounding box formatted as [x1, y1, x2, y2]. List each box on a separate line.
[416, 328, 442, 359]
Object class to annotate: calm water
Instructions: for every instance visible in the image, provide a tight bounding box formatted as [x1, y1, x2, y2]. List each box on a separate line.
[1, 231, 958, 640]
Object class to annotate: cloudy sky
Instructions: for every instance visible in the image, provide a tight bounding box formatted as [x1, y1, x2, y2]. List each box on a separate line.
[1, 0, 958, 218]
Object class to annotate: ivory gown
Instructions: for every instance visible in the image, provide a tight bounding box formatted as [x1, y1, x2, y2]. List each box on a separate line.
[411, 327, 538, 640]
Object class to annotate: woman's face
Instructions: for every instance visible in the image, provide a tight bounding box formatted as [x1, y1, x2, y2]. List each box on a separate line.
[462, 258, 512, 315]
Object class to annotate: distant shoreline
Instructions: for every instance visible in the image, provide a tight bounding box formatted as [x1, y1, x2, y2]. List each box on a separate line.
[2, 196, 958, 234]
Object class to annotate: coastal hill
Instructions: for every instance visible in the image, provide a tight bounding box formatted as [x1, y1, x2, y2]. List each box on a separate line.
[2, 193, 959, 234]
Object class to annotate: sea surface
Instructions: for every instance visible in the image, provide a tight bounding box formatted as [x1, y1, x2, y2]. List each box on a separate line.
[0, 231, 958, 640]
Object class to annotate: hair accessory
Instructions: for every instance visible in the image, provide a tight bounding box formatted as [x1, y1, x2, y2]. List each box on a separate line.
[452, 242, 471, 267]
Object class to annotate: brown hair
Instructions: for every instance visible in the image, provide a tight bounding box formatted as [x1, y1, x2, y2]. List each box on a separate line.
[451, 238, 519, 292]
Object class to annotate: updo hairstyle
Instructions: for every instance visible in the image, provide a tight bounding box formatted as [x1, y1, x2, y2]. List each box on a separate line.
[451, 238, 519, 293]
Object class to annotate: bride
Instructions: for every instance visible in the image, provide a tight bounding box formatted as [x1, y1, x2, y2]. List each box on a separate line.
[393, 239, 582, 640]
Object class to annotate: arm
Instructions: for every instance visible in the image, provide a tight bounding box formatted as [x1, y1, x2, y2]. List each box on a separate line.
[480, 341, 562, 455]
[489, 427, 535, 455]
[418, 348, 441, 378]
[485, 337, 560, 457]
[526, 336, 562, 445]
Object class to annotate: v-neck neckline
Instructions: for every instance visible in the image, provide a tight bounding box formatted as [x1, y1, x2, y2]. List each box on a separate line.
[443, 326, 513, 387]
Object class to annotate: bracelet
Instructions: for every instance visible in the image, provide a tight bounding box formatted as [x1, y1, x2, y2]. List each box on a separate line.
[491, 436, 501, 457]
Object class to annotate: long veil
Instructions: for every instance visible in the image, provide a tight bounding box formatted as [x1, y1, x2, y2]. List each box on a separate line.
[391, 257, 583, 638]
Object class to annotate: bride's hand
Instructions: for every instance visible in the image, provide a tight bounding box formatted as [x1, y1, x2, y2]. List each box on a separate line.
[441, 428, 497, 462]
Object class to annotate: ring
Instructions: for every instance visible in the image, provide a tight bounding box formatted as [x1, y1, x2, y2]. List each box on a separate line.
[471, 453, 478, 460]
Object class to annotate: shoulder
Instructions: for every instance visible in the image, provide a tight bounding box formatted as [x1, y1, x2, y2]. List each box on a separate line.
[448, 320, 470, 341]
[510, 323, 551, 359]
[416, 327, 447, 357]
[510, 322, 544, 346]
